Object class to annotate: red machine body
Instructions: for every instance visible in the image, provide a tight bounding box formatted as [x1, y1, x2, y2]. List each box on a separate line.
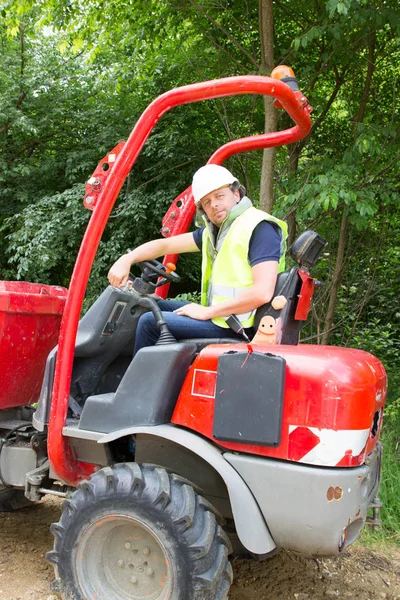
[172, 343, 386, 467]
[0, 281, 67, 409]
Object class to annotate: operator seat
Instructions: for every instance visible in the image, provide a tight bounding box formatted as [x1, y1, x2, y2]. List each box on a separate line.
[254, 230, 326, 344]
[33, 287, 147, 431]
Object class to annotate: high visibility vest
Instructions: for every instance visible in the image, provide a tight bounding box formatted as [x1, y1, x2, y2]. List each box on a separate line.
[201, 206, 288, 329]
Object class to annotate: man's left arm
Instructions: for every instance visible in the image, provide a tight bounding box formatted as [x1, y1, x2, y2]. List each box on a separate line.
[174, 260, 278, 320]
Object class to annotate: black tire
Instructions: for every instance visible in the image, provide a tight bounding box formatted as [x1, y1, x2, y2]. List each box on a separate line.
[0, 487, 33, 512]
[48, 463, 233, 600]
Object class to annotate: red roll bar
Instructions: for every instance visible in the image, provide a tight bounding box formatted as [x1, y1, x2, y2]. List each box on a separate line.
[48, 74, 312, 484]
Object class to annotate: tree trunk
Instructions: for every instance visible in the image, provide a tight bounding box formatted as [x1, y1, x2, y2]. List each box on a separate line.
[287, 144, 299, 246]
[321, 209, 348, 345]
[16, 24, 26, 109]
[355, 30, 376, 126]
[258, 0, 277, 214]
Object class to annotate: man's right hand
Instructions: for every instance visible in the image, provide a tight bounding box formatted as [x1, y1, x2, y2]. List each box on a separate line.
[108, 255, 132, 288]
[107, 232, 199, 288]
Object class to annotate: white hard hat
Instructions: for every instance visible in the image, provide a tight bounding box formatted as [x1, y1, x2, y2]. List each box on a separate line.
[192, 164, 238, 205]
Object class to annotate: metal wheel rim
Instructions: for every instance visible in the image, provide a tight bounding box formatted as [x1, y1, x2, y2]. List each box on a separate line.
[75, 512, 174, 600]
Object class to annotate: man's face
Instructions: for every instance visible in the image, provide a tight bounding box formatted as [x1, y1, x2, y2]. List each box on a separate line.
[200, 186, 240, 226]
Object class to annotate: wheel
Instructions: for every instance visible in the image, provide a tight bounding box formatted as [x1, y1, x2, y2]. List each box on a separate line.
[48, 463, 232, 600]
[0, 487, 32, 512]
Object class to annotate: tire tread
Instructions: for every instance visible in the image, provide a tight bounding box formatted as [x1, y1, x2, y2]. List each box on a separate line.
[49, 463, 232, 600]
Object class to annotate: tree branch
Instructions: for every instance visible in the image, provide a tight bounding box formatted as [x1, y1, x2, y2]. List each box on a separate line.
[203, 33, 249, 71]
[187, 0, 260, 69]
[296, 67, 348, 156]
[214, 0, 259, 60]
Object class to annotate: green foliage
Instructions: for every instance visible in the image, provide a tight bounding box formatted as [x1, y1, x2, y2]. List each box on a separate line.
[173, 290, 202, 304]
[338, 320, 400, 400]
[378, 399, 400, 537]
[3, 181, 202, 308]
[3, 184, 88, 286]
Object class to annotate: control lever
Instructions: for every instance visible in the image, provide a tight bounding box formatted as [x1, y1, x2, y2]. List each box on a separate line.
[226, 315, 251, 343]
[137, 297, 177, 345]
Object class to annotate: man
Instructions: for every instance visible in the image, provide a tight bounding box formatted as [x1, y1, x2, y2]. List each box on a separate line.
[108, 164, 288, 354]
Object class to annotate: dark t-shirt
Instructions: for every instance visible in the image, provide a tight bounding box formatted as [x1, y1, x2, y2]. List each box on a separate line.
[192, 220, 281, 266]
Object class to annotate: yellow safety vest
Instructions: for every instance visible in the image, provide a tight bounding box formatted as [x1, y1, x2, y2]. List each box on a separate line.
[201, 205, 288, 328]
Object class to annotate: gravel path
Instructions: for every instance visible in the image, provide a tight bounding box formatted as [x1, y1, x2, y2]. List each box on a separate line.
[0, 496, 399, 600]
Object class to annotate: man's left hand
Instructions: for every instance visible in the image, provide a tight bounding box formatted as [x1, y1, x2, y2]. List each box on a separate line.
[174, 303, 212, 320]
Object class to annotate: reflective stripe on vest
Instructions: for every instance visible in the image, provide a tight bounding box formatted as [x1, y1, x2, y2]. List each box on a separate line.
[201, 206, 288, 329]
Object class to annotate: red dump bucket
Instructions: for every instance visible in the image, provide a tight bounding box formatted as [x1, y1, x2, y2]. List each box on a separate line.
[0, 281, 67, 409]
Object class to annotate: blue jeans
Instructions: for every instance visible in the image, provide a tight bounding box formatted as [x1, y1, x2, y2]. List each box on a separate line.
[133, 300, 246, 355]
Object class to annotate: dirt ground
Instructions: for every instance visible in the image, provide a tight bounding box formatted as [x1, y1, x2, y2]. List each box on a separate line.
[0, 496, 399, 600]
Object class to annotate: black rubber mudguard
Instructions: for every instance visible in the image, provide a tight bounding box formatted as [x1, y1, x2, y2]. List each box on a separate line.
[213, 350, 286, 446]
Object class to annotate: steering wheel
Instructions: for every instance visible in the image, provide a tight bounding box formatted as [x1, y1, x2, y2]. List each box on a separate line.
[137, 259, 181, 285]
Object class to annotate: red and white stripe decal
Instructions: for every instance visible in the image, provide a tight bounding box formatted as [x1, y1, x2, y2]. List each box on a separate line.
[288, 425, 370, 466]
